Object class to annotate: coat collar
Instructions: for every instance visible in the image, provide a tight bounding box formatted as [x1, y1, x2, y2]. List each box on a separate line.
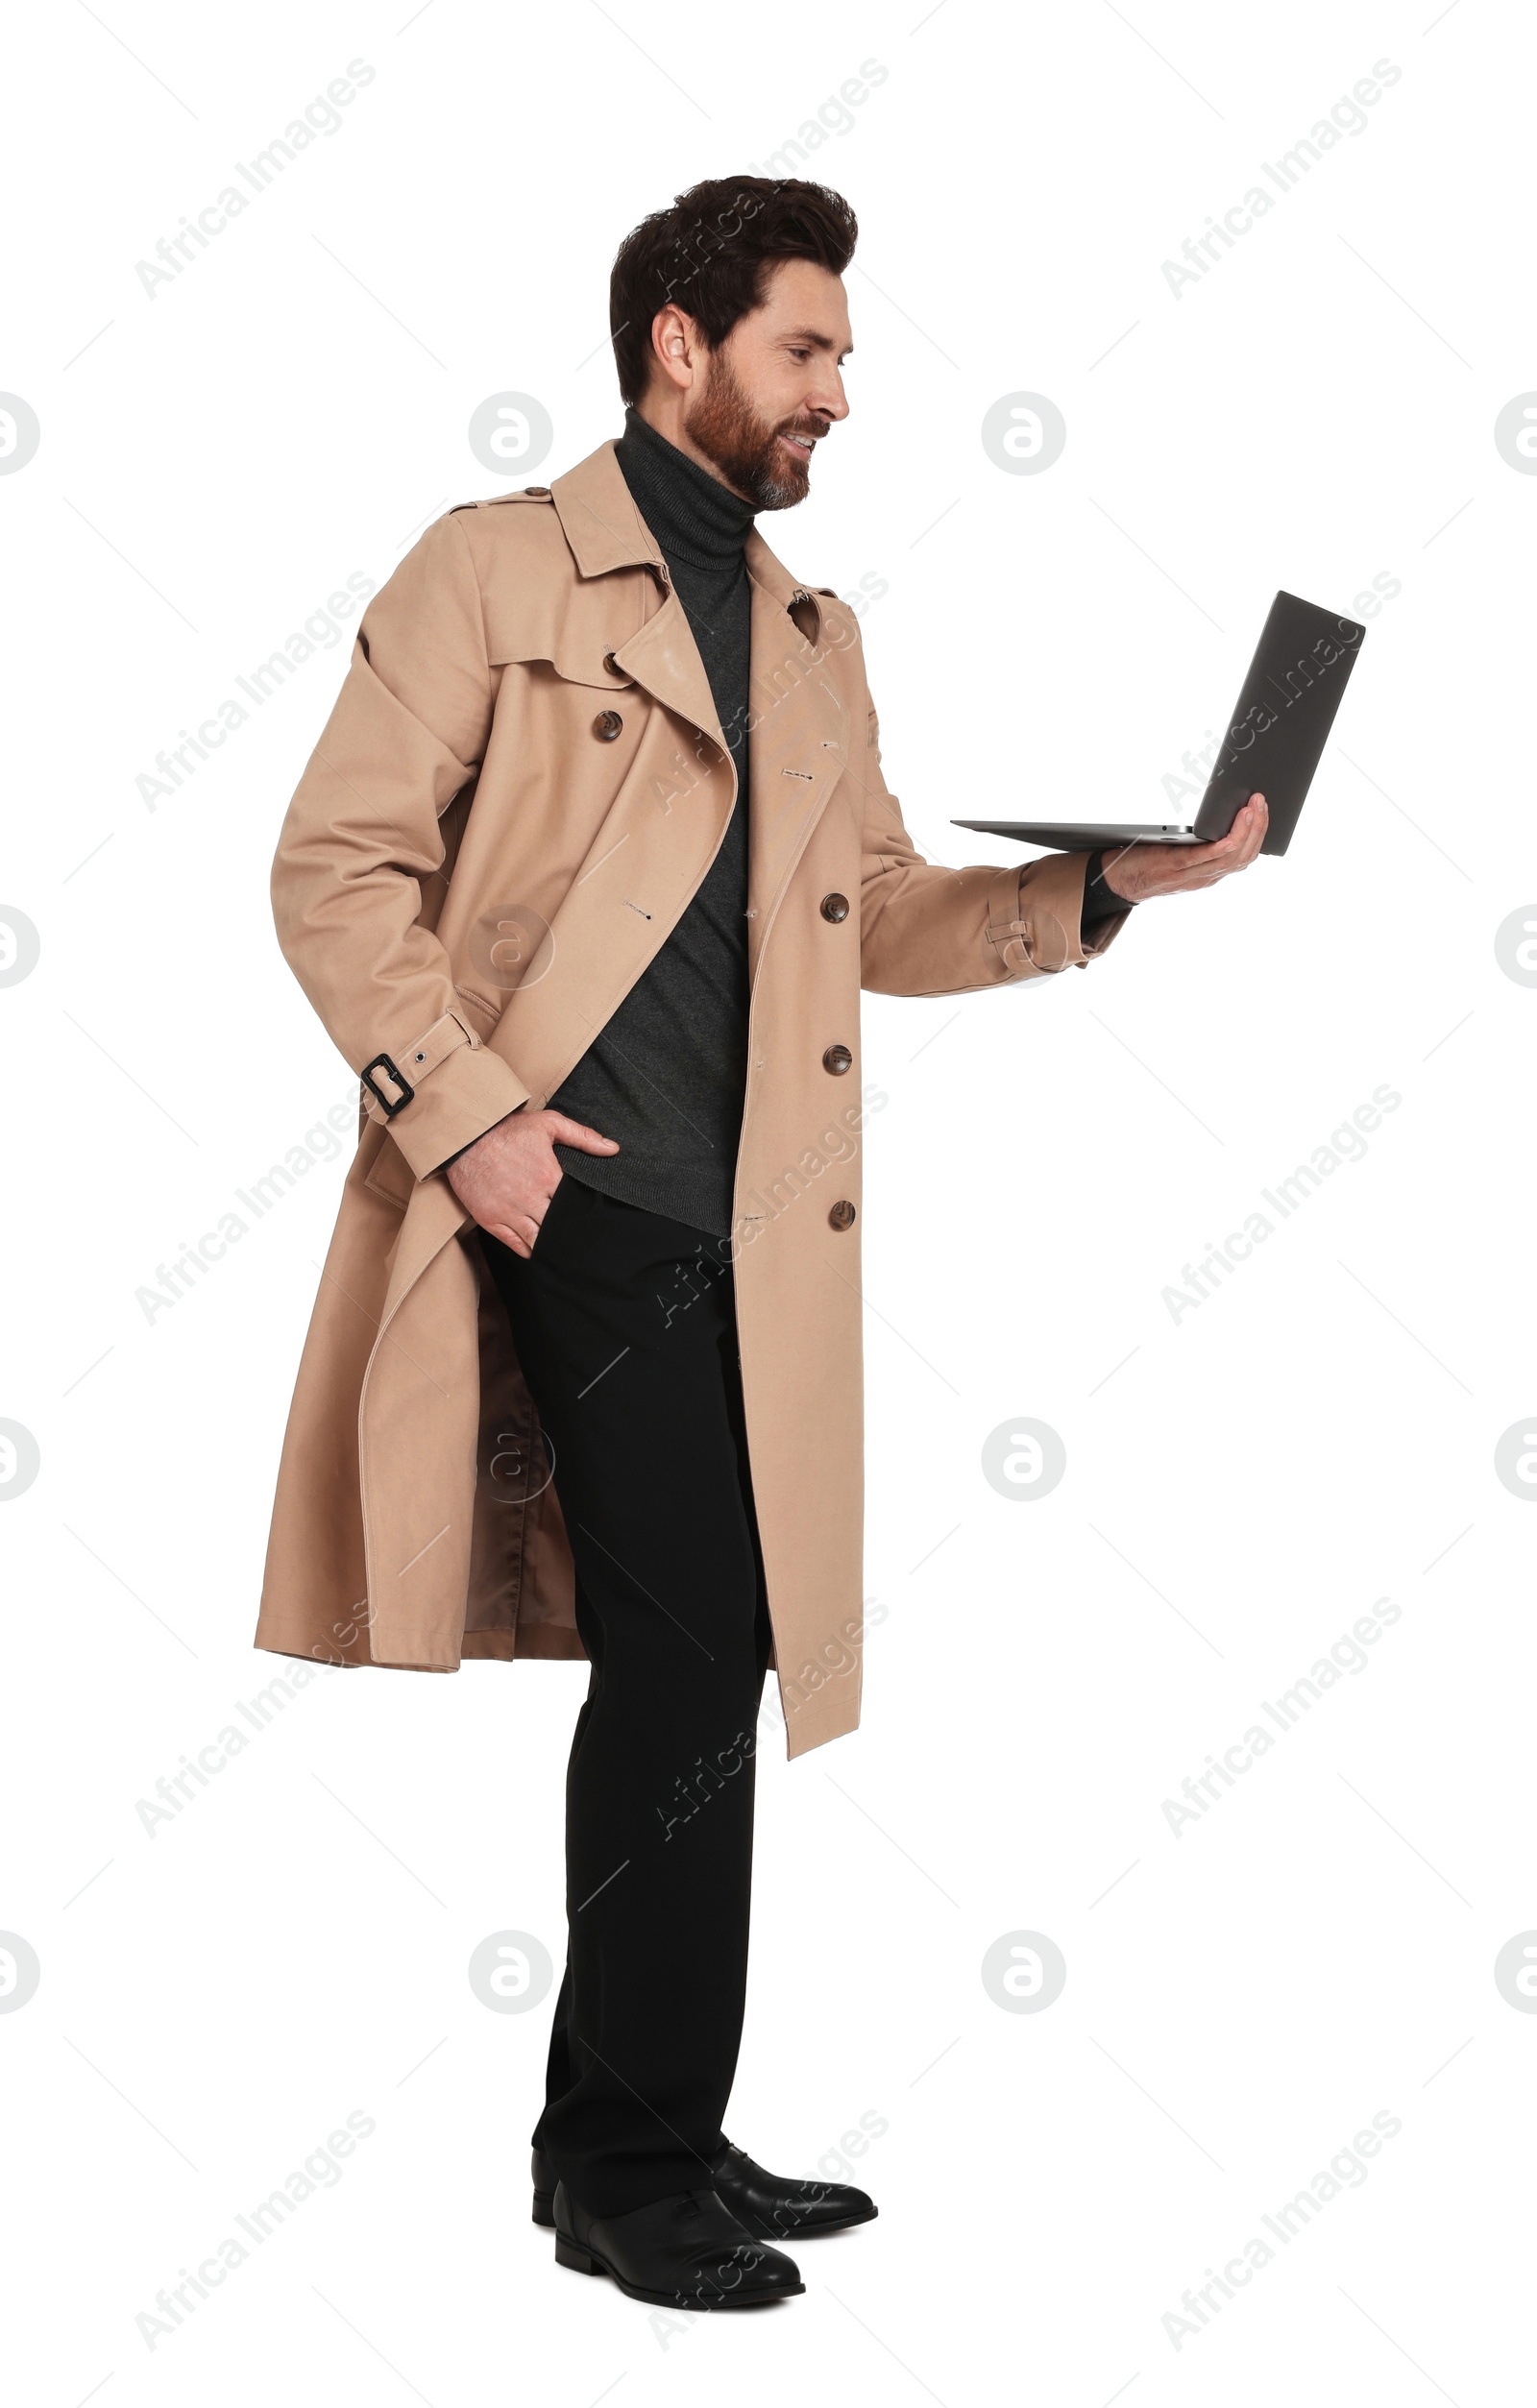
[551, 438, 827, 637]
[550, 438, 663, 578]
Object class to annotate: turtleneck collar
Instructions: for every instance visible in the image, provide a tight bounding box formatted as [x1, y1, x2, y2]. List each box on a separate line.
[614, 405, 756, 570]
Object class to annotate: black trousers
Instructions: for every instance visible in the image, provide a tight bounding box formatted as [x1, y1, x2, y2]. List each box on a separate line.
[481, 1178, 772, 2221]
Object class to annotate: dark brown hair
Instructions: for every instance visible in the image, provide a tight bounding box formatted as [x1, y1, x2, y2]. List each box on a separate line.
[609, 177, 858, 408]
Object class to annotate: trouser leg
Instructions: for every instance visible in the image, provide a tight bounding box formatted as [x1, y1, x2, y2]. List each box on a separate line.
[481, 1179, 771, 2220]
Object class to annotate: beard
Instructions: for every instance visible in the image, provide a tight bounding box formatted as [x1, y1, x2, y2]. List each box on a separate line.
[686, 351, 823, 512]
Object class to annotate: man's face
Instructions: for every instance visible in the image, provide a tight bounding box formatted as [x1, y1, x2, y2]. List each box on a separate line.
[682, 257, 852, 511]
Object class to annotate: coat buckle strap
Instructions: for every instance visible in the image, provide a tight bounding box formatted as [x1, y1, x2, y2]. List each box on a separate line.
[361, 1054, 413, 1117]
[984, 863, 1032, 974]
[361, 1010, 476, 1125]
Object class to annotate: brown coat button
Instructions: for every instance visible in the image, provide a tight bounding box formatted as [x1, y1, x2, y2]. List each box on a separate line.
[822, 1043, 853, 1076]
[828, 1200, 856, 1231]
[602, 651, 622, 677]
[525, 485, 551, 498]
[593, 710, 623, 742]
[820, 891, 850, 923]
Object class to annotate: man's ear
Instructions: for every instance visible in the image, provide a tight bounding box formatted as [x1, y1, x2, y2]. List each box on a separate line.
[649, 303, 703, 395]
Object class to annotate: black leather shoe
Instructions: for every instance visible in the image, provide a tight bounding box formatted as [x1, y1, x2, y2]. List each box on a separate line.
[550, 2181, 804, 2308]
[704, 2138, 878, 2241]
[532, 2142, 877, 2242]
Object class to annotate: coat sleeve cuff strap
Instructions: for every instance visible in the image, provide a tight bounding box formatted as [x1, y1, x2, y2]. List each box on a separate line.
[360, 1010, 476, 1126]
[986, 860, 1084, 975]
[985, 863, 1033, 973]
[360, 1019, 531, 1183]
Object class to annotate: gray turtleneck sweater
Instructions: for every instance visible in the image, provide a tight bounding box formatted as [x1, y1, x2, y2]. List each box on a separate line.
[549, 409, 756, 1236]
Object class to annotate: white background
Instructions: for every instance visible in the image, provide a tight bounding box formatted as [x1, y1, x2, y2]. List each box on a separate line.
[3, 2, 1534, 2401]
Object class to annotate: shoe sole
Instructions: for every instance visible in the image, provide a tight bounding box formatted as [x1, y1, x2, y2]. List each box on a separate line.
[535, 2189, 876, 2240]
[552, 2228, 804, 2307]
[742, 2202, 879, 2240]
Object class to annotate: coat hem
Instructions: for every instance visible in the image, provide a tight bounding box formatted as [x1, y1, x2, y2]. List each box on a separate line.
[255, 1617, 456, 1672]
[254, 1612, 588, 1670]
[462, 1626, 587, 1663]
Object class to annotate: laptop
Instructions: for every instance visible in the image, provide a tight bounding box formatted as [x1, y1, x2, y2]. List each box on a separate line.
[953, 589, 1366, 857]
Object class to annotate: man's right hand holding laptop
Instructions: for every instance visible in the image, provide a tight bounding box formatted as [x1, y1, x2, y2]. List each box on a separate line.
[1100, 792, 1268, 905]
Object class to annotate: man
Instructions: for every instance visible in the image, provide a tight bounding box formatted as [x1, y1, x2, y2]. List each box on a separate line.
[256, 177, 1265, 2311]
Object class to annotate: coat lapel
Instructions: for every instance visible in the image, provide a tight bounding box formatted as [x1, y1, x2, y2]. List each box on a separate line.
[743, 535, 851, 985]
[608, 589, 726, 770]
[550, 438, 727, 773]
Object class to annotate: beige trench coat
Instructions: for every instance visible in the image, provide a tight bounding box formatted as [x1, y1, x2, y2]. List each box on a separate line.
[254, 438, 1124, 1756]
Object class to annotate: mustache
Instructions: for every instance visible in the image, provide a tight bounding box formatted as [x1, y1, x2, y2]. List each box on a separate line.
[779, 416, 831, 442]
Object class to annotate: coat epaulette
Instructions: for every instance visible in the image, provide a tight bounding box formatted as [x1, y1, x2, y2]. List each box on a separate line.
[451, 486, 555, 513]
